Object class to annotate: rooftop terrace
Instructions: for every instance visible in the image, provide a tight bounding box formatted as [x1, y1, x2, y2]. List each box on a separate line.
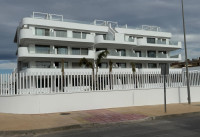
[31, 12, 163, 32]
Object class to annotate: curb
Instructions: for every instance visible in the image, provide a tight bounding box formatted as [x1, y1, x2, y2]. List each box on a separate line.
[152, 111, 200, 120]
[0, 124, 81, 136]
[1, 111, 200, 136]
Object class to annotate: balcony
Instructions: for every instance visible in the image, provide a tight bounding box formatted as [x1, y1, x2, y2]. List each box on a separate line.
[95, 34, 137, 48]
[19, 29, 94, 47]
[106, 50, 181, 62]
[157, 53, 167, 58]
[137, 38, 182, 50]
[18, 47, 95, 59]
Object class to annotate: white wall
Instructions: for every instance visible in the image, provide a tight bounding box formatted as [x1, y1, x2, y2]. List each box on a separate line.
[0, 86, 199, 114]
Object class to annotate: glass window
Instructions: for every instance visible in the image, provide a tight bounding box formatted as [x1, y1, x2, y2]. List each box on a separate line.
[148, 51, 156, 58]
[125, 35, 134, 42]
[72, 48, 80, 55]
[73, 31, 81, 39]
[55, 30, 67, 37]
[72, 48, 88, 55]
[158, 51, 167, 58]
[96, 33, 107, 40]
[36, 61, 51, 68]
[96, 48, 107, 51]
[99, 62, 108, 68]
[56, 47, 68, 54]
[22, 62, 29, 69]
[117, 49, 126, 56]
[157, 38, 166, 44]
[148, 63, 157, 68]
[159, 63, 166, 68]
[147, 38, 155, 44]
[135, 63, 142, 69]
[158, 51, 166, 54]
[81, 48, 88, 55]
[35, 28, 49, 36]
[55, 62, 68, 68]
[135, 51, 141, 57]
[82, 32, 90, 39]
[35, 45, 50, 54]
[116, 63, 126, 68]
[72, 62, 80, 68]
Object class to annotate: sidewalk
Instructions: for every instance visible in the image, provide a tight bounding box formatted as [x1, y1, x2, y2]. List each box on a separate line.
[1, 102, 200, 132]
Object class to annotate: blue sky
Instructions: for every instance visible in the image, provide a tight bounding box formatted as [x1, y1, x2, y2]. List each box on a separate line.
[0, 0, 199, 71]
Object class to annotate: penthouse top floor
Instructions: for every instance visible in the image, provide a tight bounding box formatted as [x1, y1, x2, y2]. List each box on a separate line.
[18, 12, 172, 38]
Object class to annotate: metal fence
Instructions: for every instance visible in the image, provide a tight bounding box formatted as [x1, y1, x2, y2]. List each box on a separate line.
[0, 70, 200, 96]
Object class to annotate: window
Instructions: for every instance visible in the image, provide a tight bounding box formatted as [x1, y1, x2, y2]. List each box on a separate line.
[96, 33, 107, 40]
[116, 63, 126, 68]
[81, 48, 88, 55]
[72, 48, 88, 55]
[72, 62, 80, 68]
[135, 63, 142, 69]
[82, 32, 90, 39]
[147, 38, 155, 44]
[157, 38, 166, 44]
[96, 48, 107, 51]
[99, 62, 108, 68]
[159, 63, 166, 68]
[56, 47, 68, 55]
[148, 51, 156, 58]
[55, 30, 67, 37]
[72, 48, 80, 55]
[35, 45, 50, 54]
[117, 49, 126, 56]
[158, 51, 167, 58]
[135, 51, 141, 57]
[125, 35, 134, 42]
[22, 62, 29, 69]
[158, 51, 166, 54]
[36, 61, 51, 68]
[73, 31, 81, 39]
[55, 62, 68, 68]
[35, 28, 49, 36]
[148, 63, 157, 68]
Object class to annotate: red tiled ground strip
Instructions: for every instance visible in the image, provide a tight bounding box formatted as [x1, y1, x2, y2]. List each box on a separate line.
[84, 109, 147, 123]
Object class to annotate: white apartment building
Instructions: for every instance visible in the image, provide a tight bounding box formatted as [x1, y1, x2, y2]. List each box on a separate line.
[14, 12, 182, 73]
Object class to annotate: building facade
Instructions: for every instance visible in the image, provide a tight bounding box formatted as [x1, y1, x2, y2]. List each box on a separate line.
[14, 12, 182, 73]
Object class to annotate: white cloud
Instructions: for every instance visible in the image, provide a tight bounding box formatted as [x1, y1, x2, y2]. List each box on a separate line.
[0, 62, 17, 69]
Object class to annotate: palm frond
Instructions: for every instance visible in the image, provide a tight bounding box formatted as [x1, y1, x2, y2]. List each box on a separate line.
[109, 60, 113, 72]
[130, 62, 136, 73]
[79, 57, 94, 69]
[96, 50, 109, 66]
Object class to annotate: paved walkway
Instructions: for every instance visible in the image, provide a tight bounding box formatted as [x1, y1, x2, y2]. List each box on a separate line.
[1, 102, 200, 131]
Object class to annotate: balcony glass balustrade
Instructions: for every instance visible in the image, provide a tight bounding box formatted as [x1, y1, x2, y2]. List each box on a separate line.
[35, 46, 50, 54]
[158, 53, 167, 58]
[170, 55, 179, 58]
[55, 30, 67, 37]
[34, 28, 91, 40]
[169, 41, 178, 45]
[35, 28, 50, 36]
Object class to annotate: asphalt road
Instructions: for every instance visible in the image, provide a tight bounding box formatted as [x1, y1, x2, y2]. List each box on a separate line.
[8, 113, 200, 137]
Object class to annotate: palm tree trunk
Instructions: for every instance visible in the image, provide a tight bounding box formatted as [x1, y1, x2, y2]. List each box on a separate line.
[92, 68, 95, 90]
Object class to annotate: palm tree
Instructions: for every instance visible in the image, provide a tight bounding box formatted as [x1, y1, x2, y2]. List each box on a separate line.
[130, 62, 137, 88]
[95, 50, 109, 90]
[130, 62, 136, 73]
[109, 60, 113, 90]
[79, 58, 95, 89]
[61, 59, 65, 92]
[96, 50, 109, 73]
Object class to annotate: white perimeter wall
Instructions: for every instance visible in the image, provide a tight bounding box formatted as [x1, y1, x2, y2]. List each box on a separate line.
[0, 87, 200, 114]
